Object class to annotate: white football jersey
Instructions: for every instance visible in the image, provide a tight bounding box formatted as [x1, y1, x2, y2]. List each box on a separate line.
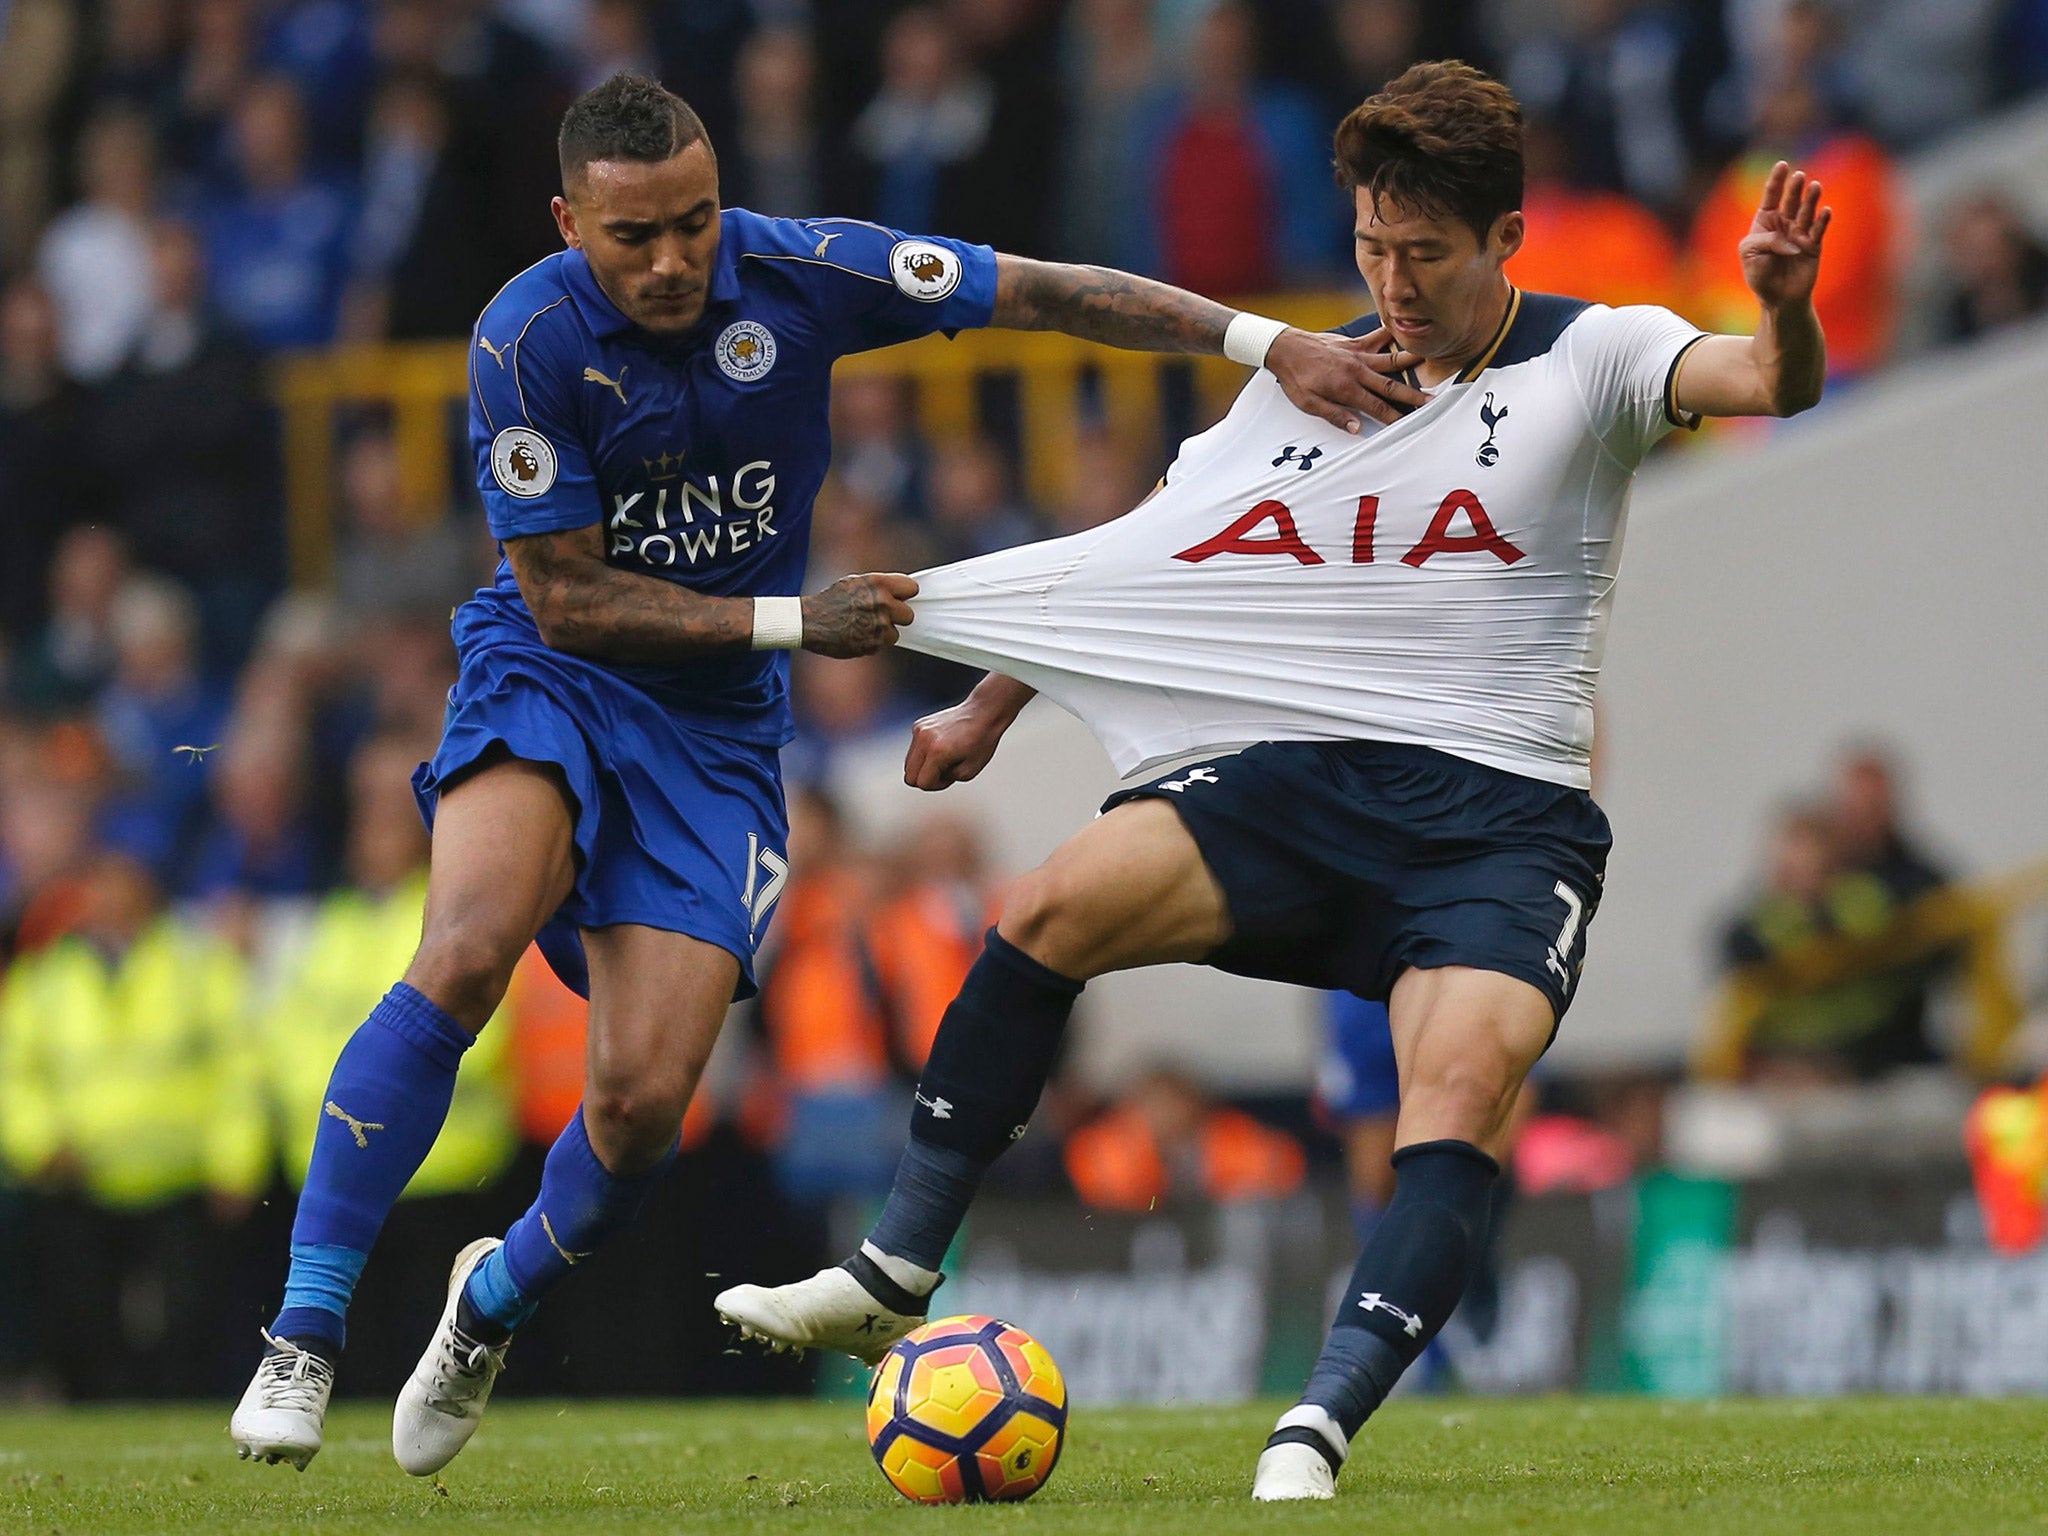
[903, 292, 1707, 790]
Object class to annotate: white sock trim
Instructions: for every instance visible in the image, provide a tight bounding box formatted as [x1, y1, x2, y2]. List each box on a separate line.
[1275, 1403, 1349, 1464]
[860, 1241, 942, 1298]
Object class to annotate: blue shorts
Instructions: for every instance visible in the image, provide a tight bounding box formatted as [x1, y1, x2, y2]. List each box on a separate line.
[1319, 992, 1400, 1120]
[1102, 739, 1610, 1026]
[412, 636, 789, 1002]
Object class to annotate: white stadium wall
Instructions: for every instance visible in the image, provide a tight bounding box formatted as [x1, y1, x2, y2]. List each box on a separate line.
[830, 317, 2048, 1083]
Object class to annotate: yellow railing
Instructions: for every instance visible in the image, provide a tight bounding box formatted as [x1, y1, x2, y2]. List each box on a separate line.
[1694, 856, 2048, 1082]
[271, 292, 1367, 588]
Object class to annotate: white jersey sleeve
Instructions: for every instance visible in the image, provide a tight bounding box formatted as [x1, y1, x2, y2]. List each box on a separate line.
[1562, 304, 1709, 468]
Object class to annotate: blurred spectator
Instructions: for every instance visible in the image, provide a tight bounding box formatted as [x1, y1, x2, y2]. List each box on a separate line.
[176, 0, 260, 178]
[1128, 0, 1340, 295]
[1937, 191, 2048, 344]
[94, 575, 229, 882]
[0, 776, 98, 961]
[1845, 0, 2006, 149]
[34, 108, 160, 382]
[1686, 71, 1900, 381]
[1505, 116, 1680, 309]
[1064, 1067, 1307, 1211]
[1325, 0, 1425, 120]
[573, 0, 661, 96]
[97, 217, 283, 667]
[0, 278, 109, 648]
[723, 25, 827, 219]
[92, 0, 186, 136]
[333, 423, 480, 619]
[1052, 427, 1155, 535]
[787, 650, 912, 789]
[0, 851, 261, 1398]
[1508, 0, 1722, 221]
[1055, 0, 1159, 265]
[265, 735, 514, 1202]
[198, 73, 355, 350]
[1718, 797, 1943, 1083]
[752, 786, 905, 1201]
[339, 70, 449, 342]
[927, 434, 1039, 561]
[0, 0, 82, 267]
[185, 723, 321, 899]
[257, 0, 379, 169]
[869, 813, 1000, 1067]
[830, 373, 927, 517]
[9, 526, 129, 715]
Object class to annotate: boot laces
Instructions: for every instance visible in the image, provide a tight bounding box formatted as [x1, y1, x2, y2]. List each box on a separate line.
[255, 1329, 334, 1415]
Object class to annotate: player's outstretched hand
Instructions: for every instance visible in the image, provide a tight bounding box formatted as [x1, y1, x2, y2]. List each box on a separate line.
[1266, 327, 1427, 433]
[802, 573, 917, 658]
[1739, 159, 1831, 312]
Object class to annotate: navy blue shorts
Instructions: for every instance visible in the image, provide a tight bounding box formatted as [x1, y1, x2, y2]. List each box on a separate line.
[1102, 739, 1611, 1025]
[412, 635, 789, 1002]
[1319, 992, 1400, 1119]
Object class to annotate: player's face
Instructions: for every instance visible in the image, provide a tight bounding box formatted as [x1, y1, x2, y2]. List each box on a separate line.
[1353, 191, 1524, 364]
[554, 141, 723, 335]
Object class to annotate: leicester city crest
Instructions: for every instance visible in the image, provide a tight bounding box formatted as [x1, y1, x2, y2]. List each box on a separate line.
[716, 320, 777, 383]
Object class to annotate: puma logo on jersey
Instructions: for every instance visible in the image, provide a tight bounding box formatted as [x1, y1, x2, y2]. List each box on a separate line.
[476, 334, 509, 367]
[1476, 392, 1508, 467]
[1158, 766, 1219, 792]
[1272, 445, 1323, 471]
[324, 1100, 385, 1148]
[583, 365, 630, 405]
[813, 231, 842, 256]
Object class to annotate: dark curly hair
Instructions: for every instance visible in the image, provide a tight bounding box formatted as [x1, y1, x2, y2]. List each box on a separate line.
[558, 73, 710, 188]
[1334, 62, 1523, 240]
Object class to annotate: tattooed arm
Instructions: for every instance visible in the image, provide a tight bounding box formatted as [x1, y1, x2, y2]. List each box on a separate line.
[505, 524, 915, 664]
[990, 255, 1427, 429]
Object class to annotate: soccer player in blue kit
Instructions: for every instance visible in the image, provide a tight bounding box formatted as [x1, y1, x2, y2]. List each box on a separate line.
[228, 73, 1427, 1476]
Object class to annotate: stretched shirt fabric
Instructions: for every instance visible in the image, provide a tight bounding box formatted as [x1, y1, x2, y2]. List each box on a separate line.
[900, 292, 1705, 790]
[466, 209, 998, 745]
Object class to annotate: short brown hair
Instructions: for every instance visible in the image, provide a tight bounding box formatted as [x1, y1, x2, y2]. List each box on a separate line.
[1334, 61, 1523, 240]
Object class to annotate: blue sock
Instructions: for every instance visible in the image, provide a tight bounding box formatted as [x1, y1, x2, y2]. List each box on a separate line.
[272, 983, 474, 1348]
[462, 1106, 677, 1335]
[868, 1141, 985, 1276]
[1303, 1139, 1498, 1439]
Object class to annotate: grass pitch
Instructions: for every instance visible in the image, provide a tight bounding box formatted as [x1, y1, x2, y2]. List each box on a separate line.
[3, 1397, 2045, 1535]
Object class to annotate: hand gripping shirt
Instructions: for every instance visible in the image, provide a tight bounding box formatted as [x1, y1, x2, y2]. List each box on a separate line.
[901, 292, 1706, 789]
[465, 210, 998, 744]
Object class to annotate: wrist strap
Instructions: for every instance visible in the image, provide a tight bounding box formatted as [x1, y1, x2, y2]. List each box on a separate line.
[1224, 312, 1290, 369]
[751, 596, 805, 651]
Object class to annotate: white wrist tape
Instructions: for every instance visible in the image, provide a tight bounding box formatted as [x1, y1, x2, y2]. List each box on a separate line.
[751, 595, 805, 651]
[1223, 311, 1290, 369]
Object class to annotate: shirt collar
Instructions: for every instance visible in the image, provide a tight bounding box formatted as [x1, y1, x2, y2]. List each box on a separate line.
[561, 231, 746, 344]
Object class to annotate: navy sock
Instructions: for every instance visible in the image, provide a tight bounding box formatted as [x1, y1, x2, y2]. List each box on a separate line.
[1303, 1139, 1499, 1440]
[866, 930, 1081, 1271]
[461, 1106, 676, 1336]
[274, 984, 473, 1348]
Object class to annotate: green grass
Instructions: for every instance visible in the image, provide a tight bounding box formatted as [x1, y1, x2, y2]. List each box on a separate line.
[3, 1398, 2047, 1535]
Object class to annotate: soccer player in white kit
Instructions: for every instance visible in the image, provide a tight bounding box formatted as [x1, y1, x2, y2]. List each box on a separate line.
[720, 61, 1830, 1499]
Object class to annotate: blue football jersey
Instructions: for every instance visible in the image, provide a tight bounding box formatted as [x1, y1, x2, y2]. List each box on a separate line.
[464, 209, 998, 744]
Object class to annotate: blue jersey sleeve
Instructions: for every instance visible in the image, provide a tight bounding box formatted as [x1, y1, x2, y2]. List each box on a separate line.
[469, 301, 604, 541]
[784, 218, 998, 356]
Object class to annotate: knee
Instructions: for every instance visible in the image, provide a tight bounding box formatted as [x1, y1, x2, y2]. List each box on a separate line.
[1403, 1061, 1517, 1145]
[583, 1076, 693, 1172]
[997, 864, 1090, 970]
[405, 919, 522, 1030]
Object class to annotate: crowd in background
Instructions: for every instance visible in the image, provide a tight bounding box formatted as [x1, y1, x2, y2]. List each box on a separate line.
[0, 0, 2041, 1400]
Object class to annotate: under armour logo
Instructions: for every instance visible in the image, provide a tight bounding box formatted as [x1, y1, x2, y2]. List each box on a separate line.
[1476, 392, 1508, 467]
[583, 365, 629, 405]
[476, 334, 508, 368]
[1272, 445, 1323, 471]
[324, 1100, 385, 1149]
[541, 1212, 593, 1265]
[813, 231, 842, 257]
[1158, 766, 1220, 793]
[916, 1093, 954, 1120]
[1358, 1291, 1424, 1338]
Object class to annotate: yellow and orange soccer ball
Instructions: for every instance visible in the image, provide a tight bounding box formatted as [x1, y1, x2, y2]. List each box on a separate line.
[864, 1315, 1068, 1503]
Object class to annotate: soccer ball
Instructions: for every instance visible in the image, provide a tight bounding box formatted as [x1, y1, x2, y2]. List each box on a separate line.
[864, 1314, 1068, 1503]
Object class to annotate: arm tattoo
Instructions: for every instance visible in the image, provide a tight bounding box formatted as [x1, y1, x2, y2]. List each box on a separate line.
[506, 525, 754, 663]
[991, 255, 1237, 355]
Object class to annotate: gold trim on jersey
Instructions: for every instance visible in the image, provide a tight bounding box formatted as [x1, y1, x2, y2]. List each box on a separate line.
[1455, 286, 1523, 385]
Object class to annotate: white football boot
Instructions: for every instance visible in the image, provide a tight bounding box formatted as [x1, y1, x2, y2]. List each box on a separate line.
[230, 1330, 336, 1470]
[714, 1244, 934, 1365]
[1251, 1404, 1348, 1501]
[392, 1238, 510, 1476]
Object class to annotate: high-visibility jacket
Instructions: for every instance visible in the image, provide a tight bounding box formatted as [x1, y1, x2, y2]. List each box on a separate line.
[0, 920, 265, 1208]
[266, 871, 515, 1198]
[1507, 184, 1680, 311]
[1064, 1104, 1307, 1212]
[866, 882, 993, 1071]
[757, 872, 895, 1093]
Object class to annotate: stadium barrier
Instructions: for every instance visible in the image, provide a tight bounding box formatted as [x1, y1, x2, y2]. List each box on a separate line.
[271, 293, 1365, 589]
[1693, 855, 2048, 1082]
